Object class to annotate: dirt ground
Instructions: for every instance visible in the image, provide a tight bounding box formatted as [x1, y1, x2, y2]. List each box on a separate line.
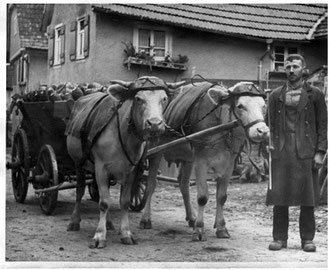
[4, 148, 328, 268]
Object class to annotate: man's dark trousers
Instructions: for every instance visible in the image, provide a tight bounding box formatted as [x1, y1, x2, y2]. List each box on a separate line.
[272, 205, 315, 241]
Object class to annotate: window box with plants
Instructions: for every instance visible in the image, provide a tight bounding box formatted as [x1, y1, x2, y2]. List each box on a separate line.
[122, 42, 188, 71]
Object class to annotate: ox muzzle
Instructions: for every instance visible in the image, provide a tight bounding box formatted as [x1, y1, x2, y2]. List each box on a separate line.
[245, 121, 269, 143]
[144, 117, 166, 138]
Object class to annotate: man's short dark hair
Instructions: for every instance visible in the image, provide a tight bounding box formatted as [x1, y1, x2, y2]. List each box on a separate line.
[285, 54, 306, 67]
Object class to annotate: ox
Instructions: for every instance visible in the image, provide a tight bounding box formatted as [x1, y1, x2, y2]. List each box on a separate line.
[65, 76, 183, 248]
[140, 81, 269, 241]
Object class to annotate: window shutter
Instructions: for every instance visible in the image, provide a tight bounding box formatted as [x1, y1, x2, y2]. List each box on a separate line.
[48, 28, 55, 67]
[83, 15, 89, 58]
[69, 21, 77, 61]
[23, 56, 28, 83]
[60, 25, 66, 64]
[17, 57, 22, 82]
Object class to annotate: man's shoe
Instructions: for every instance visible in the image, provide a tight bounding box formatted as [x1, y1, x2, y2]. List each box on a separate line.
[301, 240, 316, 252]
[269, 240, 287, 250]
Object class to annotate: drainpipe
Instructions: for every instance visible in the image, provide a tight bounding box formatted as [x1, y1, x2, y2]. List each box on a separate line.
[258, 39, 274, 88]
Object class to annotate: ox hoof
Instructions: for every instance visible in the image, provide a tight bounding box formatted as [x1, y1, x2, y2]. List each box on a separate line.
[216, 228, 231, 238]
[139, 219, 152, 229]
[67, 222, 80, 231]
[89, 239, 107, 249]
[121, 236, 137, 245]
[192, 231, 207, 242]
[188, 219, 196, 228]
[106, 221, 115, 230]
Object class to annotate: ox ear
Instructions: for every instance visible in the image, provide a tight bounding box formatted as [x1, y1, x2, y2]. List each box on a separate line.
[107, 84, 130, 100]
[207, 86, 229, 105]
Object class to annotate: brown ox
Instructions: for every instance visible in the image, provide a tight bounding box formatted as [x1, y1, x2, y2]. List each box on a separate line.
[66, 76, 183, 248]
[140, 81, 269, 241]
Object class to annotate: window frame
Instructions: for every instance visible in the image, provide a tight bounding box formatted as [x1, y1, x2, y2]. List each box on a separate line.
[272, 45, 300, 72]
[133, 24, 172, 61]
[17, 55, 28, 85]
[76, 17, 86, 60]
[54, 23, 64, 66]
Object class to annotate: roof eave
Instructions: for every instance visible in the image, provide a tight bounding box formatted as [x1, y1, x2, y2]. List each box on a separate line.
[10, 47, 48, 63]
[306, 11, 328, 40]
[92, 6, 314, 43]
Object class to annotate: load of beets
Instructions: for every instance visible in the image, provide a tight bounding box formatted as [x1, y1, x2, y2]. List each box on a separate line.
[11, 82, 107, 103]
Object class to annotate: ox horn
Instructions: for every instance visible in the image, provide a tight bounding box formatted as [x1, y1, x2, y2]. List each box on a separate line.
[109, 80, 134, 89]
[107, 84, 127, 93]
[166, 81, 186, 89]
[107, 84, 131, 100]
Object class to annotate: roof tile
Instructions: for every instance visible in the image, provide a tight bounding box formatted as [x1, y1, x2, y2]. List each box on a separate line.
[16, 4, 48, 49]
[92, 3, 327, 41]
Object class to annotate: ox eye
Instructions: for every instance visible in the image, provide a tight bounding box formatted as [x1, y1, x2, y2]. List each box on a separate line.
[237, 104, 244, 110]
[135, 96, 143, 103]
[161, 96, 168, 104]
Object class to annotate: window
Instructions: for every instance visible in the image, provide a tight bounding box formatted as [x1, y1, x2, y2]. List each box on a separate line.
[70, 15, 89, 61]
[54, 24, 65, 65]
[49, 24, 65, 66]
[272, 45, 299, 72]
[133, 26, 171, 61]
[17, 55, 27, 84]
[54, 27, 61, 65]
[76, 18, 86, 59]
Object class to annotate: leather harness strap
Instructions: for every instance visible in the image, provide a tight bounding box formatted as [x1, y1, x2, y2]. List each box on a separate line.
[243, 119, 265, 130]
[116, 108, 143, 167]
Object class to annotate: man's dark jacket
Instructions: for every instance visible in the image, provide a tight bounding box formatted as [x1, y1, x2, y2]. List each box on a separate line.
[268, 82, 327, 159]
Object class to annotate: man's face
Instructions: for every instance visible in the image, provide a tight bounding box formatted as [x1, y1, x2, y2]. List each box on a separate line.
[284, 59, 304, 83]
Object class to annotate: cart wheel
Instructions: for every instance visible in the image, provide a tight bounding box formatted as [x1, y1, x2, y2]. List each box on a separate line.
[130, 171, 148, 212]
[88, 176, 99, 202]
[11, 129, 30, 203]
[36, 145, 59, 215]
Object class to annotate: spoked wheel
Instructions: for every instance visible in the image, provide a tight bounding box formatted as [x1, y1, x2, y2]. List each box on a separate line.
[130, 165, 148, 212]
[11, 129, 30, 203]
[35, 145, 59, 215]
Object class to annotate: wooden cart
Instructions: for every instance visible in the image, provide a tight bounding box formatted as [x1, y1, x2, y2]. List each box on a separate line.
[6, 99, 148, 214]
[7, 98, 239, 215]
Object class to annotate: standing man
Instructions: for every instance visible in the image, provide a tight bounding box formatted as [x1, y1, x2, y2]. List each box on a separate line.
[266, 54, 327, 252]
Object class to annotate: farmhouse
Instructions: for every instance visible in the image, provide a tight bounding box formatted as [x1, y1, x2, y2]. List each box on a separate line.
[7, 3, 327, 97]
[7, 4, 48, 104]
[41, 4, 327, 88]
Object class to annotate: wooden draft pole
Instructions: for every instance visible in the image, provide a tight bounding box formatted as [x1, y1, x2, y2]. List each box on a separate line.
[147, 120, 239, 156]
[35, 179, 94, 194]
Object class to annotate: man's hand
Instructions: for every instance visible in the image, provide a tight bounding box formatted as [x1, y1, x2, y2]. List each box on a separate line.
[265, 145, 275, 154]
[314, 152, 325, 170]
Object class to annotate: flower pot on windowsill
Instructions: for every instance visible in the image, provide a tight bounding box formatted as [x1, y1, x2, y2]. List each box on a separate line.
[173, 63, 186, 69]
[156, 61, 170, 67]
[124, 57, 187, 71]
